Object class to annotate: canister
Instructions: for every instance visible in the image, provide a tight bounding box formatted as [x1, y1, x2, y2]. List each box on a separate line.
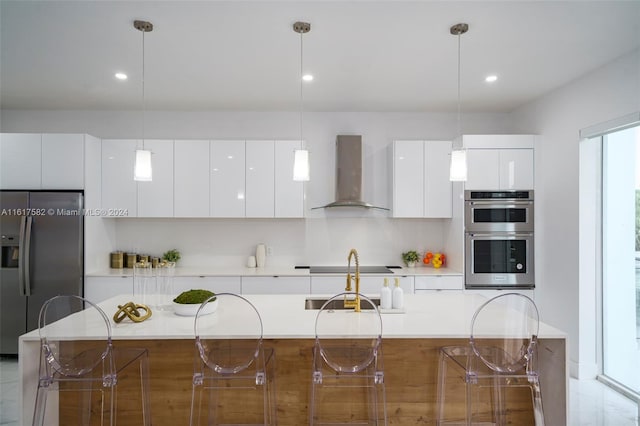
[125, 253, 138, 268]
[110, 251, 124, 269]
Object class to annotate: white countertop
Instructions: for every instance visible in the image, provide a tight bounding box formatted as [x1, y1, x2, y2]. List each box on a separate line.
[86, 265, 463, 277]
[19, 293, 565, 341]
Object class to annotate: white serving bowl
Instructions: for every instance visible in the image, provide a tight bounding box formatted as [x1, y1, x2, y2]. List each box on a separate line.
[172, 299, 218, 316]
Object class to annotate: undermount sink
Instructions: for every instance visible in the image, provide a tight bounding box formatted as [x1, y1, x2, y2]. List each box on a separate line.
[304, 297, 380, 310]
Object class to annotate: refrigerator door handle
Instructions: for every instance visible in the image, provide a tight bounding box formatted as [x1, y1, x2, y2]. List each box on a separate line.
[23, 216, 33, 296]
[18, 216, 26, 296]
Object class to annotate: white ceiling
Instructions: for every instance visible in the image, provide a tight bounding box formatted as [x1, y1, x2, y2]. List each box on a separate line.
[1, 1, 639, 113]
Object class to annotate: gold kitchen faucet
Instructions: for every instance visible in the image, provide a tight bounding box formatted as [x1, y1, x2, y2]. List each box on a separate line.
[344, 248, 361, 312]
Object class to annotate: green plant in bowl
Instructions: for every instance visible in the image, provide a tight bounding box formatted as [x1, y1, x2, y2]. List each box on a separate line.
[173, 289, 215, 304]
[402, 250, 420, 267]
[173, 289, 217, 316]
[163, 249, 181, 263]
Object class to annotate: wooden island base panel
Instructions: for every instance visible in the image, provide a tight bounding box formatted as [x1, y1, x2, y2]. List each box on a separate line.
[60, 337, 566, 426]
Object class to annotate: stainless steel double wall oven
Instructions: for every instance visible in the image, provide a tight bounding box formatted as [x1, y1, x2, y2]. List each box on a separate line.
[464, 190, 534, 289]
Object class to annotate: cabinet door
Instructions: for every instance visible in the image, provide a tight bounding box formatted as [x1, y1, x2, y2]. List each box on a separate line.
[392, 140, 424, 217]
[102, 139, 137, 216]
[41, 134, 84, 189]
[414, 275, 463, 290]
[210, 140, 245, 217]
[173, 276, 242, 294]
[465, 149, 500, 190]
[499, 149, 534, 190]
[246, 140, 275, 218]
[424, 140, 452, 218]
[242, 276, 311, 294]
[0, 133, 41, 189]
[274, 140, 304, 218]
[174, 140, 210, 217]
[358, 276, 414, 294]
[85, 276, 133, 303]
[137, 140, 174, 217]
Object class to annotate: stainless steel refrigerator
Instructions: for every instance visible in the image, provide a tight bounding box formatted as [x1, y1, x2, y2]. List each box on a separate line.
[0, 191, 83, 355]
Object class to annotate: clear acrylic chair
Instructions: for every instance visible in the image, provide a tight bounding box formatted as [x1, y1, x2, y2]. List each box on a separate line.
[190, 293, 277, 426]
[436, 292, 544, 426]
[33, 295, 151, 426]
[309, 292, 387, 425]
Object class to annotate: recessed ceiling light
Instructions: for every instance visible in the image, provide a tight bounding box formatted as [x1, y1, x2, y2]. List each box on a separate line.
[115, 72, 128, 80]
[302, 74, 314, 82]
[485, 75, 498, 83]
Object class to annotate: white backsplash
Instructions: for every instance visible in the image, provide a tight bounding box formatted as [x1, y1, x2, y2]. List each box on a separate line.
[113, 217, 451, 268]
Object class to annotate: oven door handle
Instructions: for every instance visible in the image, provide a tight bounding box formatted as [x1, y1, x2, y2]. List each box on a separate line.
[467, 200, 533, 207]
[467, 232, 533, 238]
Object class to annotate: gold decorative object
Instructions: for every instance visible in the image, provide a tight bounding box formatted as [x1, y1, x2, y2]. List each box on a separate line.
[113, 302, 152, 323]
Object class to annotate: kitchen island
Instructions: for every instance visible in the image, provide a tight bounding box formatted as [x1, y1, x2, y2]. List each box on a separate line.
[19, 292, 567, 425]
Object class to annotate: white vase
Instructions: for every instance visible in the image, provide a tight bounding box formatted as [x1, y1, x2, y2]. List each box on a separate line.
[256, 243, 266, 268]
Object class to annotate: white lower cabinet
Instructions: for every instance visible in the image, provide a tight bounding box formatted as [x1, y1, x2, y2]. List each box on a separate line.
[464, 288, 535, 300]
[241, 277, 311, 294]
[310, 276, 414, 295]
[85, 276, 134, 303]
[173, 276, 242, 294]
[414, 275, 463, 291]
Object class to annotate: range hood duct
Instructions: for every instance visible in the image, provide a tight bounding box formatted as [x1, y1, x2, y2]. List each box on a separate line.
[313, 135, 389, 210]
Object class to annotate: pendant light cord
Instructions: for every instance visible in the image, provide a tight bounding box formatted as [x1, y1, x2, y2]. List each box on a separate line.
[299, 30, 304, 146]
[456, 31, 461, 138]
[142, 27, 146, 150]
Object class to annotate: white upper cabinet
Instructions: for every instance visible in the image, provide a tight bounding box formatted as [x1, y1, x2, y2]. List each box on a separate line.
[392, 140, 424, 217]
[466, 149, 501, 190]
[463, 135, 535, 191]
[424, 140, 452, 217]
[102, 139, 137, 216]
[174, 140, 209, 217]
[137, 139, 174, 217]
[499, 149, 534, 190]
[392, 140, 452, 218]
[41, 134, 85, 189]
[0, 133, 42, 189]
[246, 140, 275, 218]
[274, 140, 304, 218]
[211, 140, 245, 217]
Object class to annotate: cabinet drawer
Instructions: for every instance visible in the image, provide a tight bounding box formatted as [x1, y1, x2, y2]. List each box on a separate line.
[174, 276, 241, 294]
[242, 276, 310, 294]
[414, 275, 463, 290]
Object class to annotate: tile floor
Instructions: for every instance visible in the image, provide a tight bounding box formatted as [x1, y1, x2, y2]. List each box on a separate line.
[1, 356, 638, 425]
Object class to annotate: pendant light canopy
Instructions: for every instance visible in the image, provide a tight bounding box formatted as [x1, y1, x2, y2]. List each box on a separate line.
[292, 21, 311, 182]
[449, 22, 469, 182]
[133, 20, 153, 182]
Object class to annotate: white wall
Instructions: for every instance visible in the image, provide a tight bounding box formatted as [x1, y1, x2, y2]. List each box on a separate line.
[0, 110, 512, 270]
[511, 48, 640, 378]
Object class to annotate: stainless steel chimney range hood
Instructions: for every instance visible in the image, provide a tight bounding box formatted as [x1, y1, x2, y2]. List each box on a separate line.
[313, 135, 389, 210]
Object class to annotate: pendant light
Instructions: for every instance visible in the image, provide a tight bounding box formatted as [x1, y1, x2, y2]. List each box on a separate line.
[134, 20, 153, 182]
[292, 21, 311, 182]
[449, 23, 469, 182]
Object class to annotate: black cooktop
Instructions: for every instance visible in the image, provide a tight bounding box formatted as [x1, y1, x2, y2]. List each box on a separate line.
[307, 266, 394, 274]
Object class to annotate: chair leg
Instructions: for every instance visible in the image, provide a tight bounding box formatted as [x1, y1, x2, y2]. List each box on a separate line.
[32, 385, 47, 426]
[531, 380, 545, 426]
[436, 350, 447, 425]
[138, 352, 152, 426]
